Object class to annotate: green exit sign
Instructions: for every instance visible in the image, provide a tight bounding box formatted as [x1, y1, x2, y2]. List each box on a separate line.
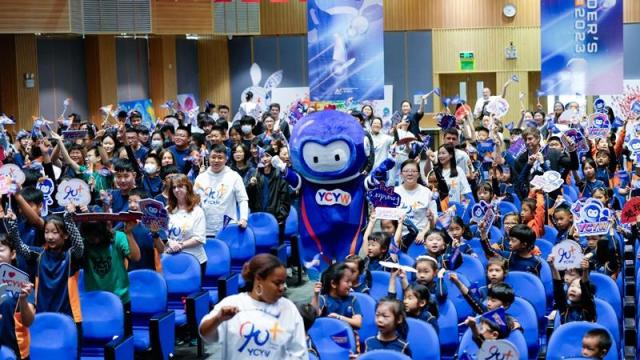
[459, 51, 475, 71]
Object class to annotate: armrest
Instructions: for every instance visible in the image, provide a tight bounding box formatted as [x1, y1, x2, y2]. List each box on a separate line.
[271, 243, 288, 265]
[186, 290, 209, 357]
[218, 272, 240, 299]
[150, 310, 175, 360]
[104, 335, 134, 360]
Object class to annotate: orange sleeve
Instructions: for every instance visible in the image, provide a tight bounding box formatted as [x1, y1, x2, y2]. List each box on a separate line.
[527, 192, 545, 238]
[614, 128, 625, 158]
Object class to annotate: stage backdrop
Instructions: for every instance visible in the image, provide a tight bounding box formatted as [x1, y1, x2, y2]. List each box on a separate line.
[541, 0, 623, 96]
[307, 0, 384, 102]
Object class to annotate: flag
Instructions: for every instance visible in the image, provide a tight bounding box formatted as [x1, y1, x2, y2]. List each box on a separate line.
[480, 307, 508, 335]
[223, 215, 233, 229]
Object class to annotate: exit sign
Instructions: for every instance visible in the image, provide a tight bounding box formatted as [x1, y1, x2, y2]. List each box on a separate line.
[459, 51, 475, 71]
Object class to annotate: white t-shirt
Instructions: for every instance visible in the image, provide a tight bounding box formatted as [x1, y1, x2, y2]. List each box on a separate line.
[394, 184, 438, 233]
[370, 131, 394, 169]
[199, 292, 307, 360]
[167, 206, 207, 263]
[441, 166, 472, 204]
[194, 167, 250, 237]
[454, 148, 471, 176]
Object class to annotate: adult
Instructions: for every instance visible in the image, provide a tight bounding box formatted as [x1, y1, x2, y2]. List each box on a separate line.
[442, 128, 472, 176]
[513, 127, 578, 200]
[429, 143, 472, 204]
[361, 104, 375, 130]
[268, 103, 291, 140]
[166, 174, 207, 273]
[167, 125, 192, 173]
[193, 144, 249, 238]
[369, 117, 394, 169]
[472, 81, 512, 120]
[199, 254, 306, 359]
[395, 159, 438, 245]
[399, 97, 426, 138]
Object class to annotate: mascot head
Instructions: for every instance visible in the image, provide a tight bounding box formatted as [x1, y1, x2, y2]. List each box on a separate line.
[290, 110, 367, 183]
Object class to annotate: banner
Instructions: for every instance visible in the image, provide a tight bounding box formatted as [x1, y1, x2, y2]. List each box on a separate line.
[118, 99, 156, 129]
[307, 0, 384, 101]
[541, 0, 623, 95]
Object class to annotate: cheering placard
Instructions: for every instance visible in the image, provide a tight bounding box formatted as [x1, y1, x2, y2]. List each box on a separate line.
[36, 177, 55, 216]
[0, 263, 30, 299]
[74, 211, 143, 223]
[530, 170, 564, 193]
[552, 240, 584, 270]
[139, 199, 169, 232]
[477, 340, 519, 360]
[56, 179, 91, 207]
[571, 198, 612, 236]
[0, 164, 25, 185]
[366, 183, 401, 208]
[471, 200, 495, 233]
[561, 129, 589, 153]
[485, 98, 509, 118]
[587, 113, 611, 139]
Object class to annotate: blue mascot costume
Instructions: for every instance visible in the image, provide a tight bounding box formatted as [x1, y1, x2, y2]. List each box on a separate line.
[275, 110, 393, 278]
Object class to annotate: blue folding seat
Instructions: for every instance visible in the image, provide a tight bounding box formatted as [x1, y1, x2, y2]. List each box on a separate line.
[467, 238, 488, 267]
[539, 259, 554, 312]
[353, 292, 377, 351]
[509, 296, 539, 359]
[562, 184, 578, 203]
[497, 201, 518, 218]
[590, 273, 622, 323]
[203, 238, 238, 306]
[309, 318, 356, 359]
[161, 253, 209, 357]
[456, 254, 486, 288]
[80, 291, 133, 359]
[358, 350, 411, 360]
[457, 327, 528, 359]
[30, 313, 78, 360]
[369, 270, 402, 301]
[216, 224, 256, 288]
[0, 346, 16, 360]
[129, 269, 175, 359]
[546, 322, 617, 360]
[442, 271, 473, 323]
[438, 299, 459, 360]
[406, 318, 440, 360]
[505, 271, 547, 331]
[536, 238, 554, 259]
[552, 300, 620, 348]
[542, 225, 558, 243]
[406, 241, 425, 259]
[248, 212, 280, 254]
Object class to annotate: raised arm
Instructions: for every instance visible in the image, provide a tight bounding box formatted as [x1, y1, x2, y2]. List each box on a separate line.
[63, 206, 84, 260]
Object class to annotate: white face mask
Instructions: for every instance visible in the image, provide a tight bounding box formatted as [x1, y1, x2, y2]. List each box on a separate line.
[241, 125, 252, 134]
[151, 140, 163, 149]
[144, 163, 158, 174]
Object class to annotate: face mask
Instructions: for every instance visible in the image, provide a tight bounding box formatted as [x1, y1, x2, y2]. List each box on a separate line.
[144, 163, 157, 174]
[151, 140, 163, 149]
[241, 125, 252, 134]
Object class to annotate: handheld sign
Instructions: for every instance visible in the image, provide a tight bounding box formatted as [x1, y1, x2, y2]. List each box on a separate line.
[139, 199, 169, 232]
[621, 197, 640, 224]
[471, 200, 495, 233]
[36, 177, 55, 217]
[375, 207, 405, 221]
[367, 183, 401, 208]
[593, 98, 606, 113]
[562, 129, 589, 153]
[73, 211, 143, 223]
[552, 240, 584, 270]
[507, 137, 526, 158]
[0, 263, 30, 299]
[56, 178, 91, 207]
[437, 114, 456, 129]
[530, 170, 564, 193]
[0, 175, 11, 195]
[0, 164, 25, 185]
[379, 261, 417, 273]
[477, 340, 519, 360]
[62, 130, 88, 140]
[572, 198, 612, 236]
[587, 113, 610, 139]
[628, 139, 640, 162]
[486, 98, 509, 118]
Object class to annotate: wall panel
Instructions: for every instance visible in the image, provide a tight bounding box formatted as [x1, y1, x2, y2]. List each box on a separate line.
[0, 0, 70, 34]
[198, 37, 232, 112]
[85, 35, 118, 123]
[116, 38, 150, 102]
[176, 37, 200, 101]
[152, 0, 213, 35]
[149, 36, 177, 118]
[260, 0, 307, 35]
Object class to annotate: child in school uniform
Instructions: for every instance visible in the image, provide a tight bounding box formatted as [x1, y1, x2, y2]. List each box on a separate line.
[548, 255, 596, 324]
[582, 328, 613, 360]
[345, 255, 370, 294]
[364, 298, 412, 357]
[481, 223, 542, 276]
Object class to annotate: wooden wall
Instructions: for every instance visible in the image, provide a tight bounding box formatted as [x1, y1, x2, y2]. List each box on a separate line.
[152, 0, 213, 35]
[85, 36, 118, 124]
[260, 0, 307, 35]
[149, 36, 178, 118]
[0, 0, 70, 34]
[198, 37, 232, 111]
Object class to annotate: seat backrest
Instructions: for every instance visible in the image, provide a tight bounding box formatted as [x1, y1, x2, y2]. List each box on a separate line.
[457, 327, 528, 359]
[590, 273, 622, 322]
[442, 271, 473, 322]
[437, 299, 459, 357]
[538, 259, 554, 311]
[504, 271, 546, 323]
[369, 271, 402, 301]
[546, 322, 617, 360]
[397, 252, 415, 268]
[284, 206, 299, 238]
[216, 224, 256, 264]
[130, 269, 168, 316]
[509, 296, 539, 359]
[497, 201, 518, 217]
[30, 313, 78, 360]
[407, 242, 425, 260]
[536, 238, 554, 260]
[542, 225, 558, 242]
[248, 212, 280, 248]
[353, 292, 377, 349]
[358, 350, 412, 360]
[204, 238, 231, 279]
[308, 317, 356, 358]
[595, 298, 620, 346]
[457, 254, 486, 288]
[406, 318, 440, 360]
[80, 291, 124, 342]
[161, 252, 202, 296]
[467, 239, 488, 267]
[562, 184, 578, 203]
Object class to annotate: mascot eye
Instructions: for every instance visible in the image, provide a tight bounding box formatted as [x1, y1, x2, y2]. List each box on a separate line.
[302, 140, 351, 173]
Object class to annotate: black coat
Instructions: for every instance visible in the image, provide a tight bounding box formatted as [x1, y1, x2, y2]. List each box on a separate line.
[513, 147, 578, 200]
[247, 168, 291, 223]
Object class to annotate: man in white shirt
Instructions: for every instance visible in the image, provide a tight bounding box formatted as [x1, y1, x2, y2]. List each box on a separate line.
[194, 143, 250, 237]
[442, 128, 471, 176]
[473, 80, 513, 120]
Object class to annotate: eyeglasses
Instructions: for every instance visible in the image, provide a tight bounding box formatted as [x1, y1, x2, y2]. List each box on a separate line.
[402, 170, 419, 174]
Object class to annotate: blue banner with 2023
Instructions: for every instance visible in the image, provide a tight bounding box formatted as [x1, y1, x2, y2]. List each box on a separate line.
[307, 0, 384, 102]
[541, 0, 623, 96]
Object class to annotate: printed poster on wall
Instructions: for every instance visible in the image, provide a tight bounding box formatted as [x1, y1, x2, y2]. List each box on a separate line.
[118, 99, 156, 129]
[540, 0, 623, 95]
[307, 0, 384, 102]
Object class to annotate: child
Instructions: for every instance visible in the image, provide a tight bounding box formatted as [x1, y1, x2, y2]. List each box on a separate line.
[498, 213, 520, 251]
[345, 255, 370, 294]
[424, 230, 462, 271]
[450, 257, 508, 304]
[296, 302, 319, 359]
[122, 189, 166, 272]
[582, 328, 613, 360]
[363, 211, 403, 261]
[103, 159, 138, 213]
[391, 256, 447, 303]
[578, 158, 606, 198]
[520, 186, 545, 239]
[481, 223, 542, 275]
[550, 205, 576, 243]
[80, 219, 141, 336]
[312, 262, 363, 330]
[583, 235, 619, 279]
[364, 299, 412, 356]
[447, 216, 475, 256]
[363, 232, 395, 272]
[548, 255, 596, 324]
[399, 283, 438, 333]
[0, 228, 36, 360]
[6, 204, 84, 337]
[464, 316, 509, 348]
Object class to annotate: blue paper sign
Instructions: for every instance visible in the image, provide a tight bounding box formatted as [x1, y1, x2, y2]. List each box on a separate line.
[572, 198, 612, 236]
[507, 137, 526, 158]
[139, 199, 169, 231]
[36, 177, 54, 217]
[437, 114, 456, 129]
[594, 98, 606, 112]
[477, 140, 495, 157]
[366, 183, 401, 208]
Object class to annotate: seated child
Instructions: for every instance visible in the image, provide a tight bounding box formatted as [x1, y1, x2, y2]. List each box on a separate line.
[481, 223, 542, 276]
[364, 298, 412, 356]
[391, 256, 447, 303]
[520, 187, 545, 239]
[363, 232, 396, 272]
[121, 188, 166, 271]
[464, 315, 510, 348]
[584, 235, 620, 279]
[582, 328, 613, 360]
[450, 257, 507, 304]
[548, 255, 596, 324]
[345, 255, 370, 294]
